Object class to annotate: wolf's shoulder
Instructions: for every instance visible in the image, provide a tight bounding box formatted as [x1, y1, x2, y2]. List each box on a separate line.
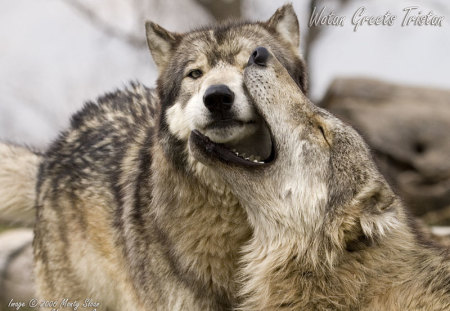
[38, 82, 158, 193]
[70, 82, 158, 130]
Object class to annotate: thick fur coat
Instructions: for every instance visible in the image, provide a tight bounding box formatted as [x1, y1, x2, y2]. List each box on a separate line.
[191, 47, 450, 310]
[29, 5, 307, 310]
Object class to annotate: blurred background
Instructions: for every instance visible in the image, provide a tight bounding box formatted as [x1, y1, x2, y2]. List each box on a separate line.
[0, 0, 449, 306]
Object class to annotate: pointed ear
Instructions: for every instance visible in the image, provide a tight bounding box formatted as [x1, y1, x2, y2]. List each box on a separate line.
[145, 22, 181, 71]
[266, 4, 300, 48]
[358, 181, 399, 239]
[359, 181, 395, 214]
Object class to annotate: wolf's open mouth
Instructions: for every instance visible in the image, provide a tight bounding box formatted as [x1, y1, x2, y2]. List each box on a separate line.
[190, 121, 275, 167]
[205, 119, 249, 130]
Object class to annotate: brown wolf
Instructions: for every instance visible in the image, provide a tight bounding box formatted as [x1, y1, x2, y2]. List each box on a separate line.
[190, 47, 450, 310]
[17, 4, 307, 311]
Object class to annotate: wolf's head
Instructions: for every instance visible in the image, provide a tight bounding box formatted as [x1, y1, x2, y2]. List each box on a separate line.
[146, 4, 306, 176]
[191, 47, 400, 249]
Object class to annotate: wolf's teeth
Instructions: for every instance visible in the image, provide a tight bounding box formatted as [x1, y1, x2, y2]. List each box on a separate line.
[230, 150, 265, 163]
[252, 155, 262, 162]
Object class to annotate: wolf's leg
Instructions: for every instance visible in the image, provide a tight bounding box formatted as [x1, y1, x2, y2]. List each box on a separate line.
[34, 191, 147, 311]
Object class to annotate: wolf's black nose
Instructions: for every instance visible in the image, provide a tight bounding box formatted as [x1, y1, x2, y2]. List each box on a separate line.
[248, 46, 269, 66]
[203, 84, 234, 114]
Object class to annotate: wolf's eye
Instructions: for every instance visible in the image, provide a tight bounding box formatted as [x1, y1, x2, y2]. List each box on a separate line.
[187, 69, 203, 79]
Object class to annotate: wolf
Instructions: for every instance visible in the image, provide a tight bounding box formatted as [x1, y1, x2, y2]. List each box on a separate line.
[0, 4, 308, 311]
[190, 47, 450, 310]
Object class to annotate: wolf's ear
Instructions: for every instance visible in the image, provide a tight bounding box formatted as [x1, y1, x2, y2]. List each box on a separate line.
[266, 4, 300, 48]
[145, 22, 181, 71]
[358, 181, 398, 239]
[360, 182, 395, 214]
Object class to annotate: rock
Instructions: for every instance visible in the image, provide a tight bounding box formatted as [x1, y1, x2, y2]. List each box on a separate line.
[321, 78, 450, 224]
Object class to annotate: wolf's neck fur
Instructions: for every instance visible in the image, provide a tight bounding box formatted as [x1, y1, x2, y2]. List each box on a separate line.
[151, 143, 251, 306]
[239, 201, 450, 310]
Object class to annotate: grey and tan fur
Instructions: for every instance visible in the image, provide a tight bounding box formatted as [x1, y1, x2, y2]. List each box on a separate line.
[0, 5, 308, 311]
[191, 49, 450, 310]
[0, 143, 41, 226]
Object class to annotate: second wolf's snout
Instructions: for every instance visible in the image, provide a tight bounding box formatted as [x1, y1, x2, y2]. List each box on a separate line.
[247, 46, 270, 67]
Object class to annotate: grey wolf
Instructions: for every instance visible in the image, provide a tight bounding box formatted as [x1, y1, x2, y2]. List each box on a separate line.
[190, 47, 450, 310]
[0, 4, 307, 310]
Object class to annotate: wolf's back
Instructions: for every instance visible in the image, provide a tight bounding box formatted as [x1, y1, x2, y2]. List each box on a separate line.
[0, 143, 42, 226]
